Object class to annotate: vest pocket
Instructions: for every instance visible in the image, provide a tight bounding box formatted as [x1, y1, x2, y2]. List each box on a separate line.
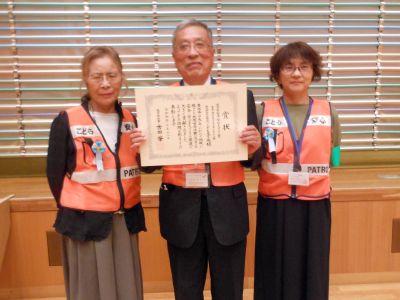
[275, 131, 284, 153]
[81, 141, 94, 165]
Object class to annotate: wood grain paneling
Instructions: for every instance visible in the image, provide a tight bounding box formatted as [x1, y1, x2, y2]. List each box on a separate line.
[392, 219, 400, 253]
[1, 167, 400, 298]
[46, 231, 62, 267]
[330, 200, 400, 273]
[0, 196, 12, 272]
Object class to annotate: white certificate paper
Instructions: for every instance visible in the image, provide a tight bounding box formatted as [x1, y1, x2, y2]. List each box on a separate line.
[135, 83, 248, 166]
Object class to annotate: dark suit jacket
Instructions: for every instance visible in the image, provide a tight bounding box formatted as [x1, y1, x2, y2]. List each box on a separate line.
[159, 79, 258, 248]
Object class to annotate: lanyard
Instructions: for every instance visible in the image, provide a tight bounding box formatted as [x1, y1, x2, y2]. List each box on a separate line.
[279, 96, 313, 171]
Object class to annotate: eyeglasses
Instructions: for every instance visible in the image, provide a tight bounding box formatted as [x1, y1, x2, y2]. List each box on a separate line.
[281, 64, 312, 75]
[89, 73, 121, 84]
[175, 40, 211, 54]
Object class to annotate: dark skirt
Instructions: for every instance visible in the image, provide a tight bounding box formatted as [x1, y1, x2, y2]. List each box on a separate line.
[62, 214, 143, 300]
[254, 195, 331, 300]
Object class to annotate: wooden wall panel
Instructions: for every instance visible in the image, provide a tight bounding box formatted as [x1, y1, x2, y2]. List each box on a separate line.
[0, 197, 11, 272]
[1, 168, 400, 298]
[331, 200, 400, 273]
[2, 196, 400, 297]
[0, 211, 64, 288]
[139, 207, 173, 292]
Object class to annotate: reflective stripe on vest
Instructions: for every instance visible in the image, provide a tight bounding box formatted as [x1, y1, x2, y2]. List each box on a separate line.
[60, 105, 141, 212]
[258, 98, 331, 200]
[261, 161, 330, 176]
[162, 81, 245, 187]
[71, 166, 140, 184]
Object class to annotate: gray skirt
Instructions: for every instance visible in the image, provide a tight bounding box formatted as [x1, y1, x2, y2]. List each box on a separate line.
[62, 214, 143, 300]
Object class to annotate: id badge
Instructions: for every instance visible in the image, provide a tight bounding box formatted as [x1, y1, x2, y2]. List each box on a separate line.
[288, 171, 310, 186]
[184, 165, 210, 188]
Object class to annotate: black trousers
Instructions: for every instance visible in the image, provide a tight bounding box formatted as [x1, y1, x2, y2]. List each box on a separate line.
[167, 192, 247, 300]
[254, 196, 331, 300]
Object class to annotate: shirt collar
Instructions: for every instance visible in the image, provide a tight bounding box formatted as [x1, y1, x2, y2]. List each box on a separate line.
[182, 76, 212, 86]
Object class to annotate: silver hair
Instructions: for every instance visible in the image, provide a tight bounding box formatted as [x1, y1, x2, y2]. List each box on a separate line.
[172, 19, 214, 48]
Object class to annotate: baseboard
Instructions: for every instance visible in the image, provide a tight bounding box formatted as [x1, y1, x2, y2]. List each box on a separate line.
[1, 273, 399, 299]
[0, 282, 174, 299]
[0, 285, 65, 299]
[330, 272, 400, 285]
[245, 273, 400, 286]
[143, 281, 174, 293]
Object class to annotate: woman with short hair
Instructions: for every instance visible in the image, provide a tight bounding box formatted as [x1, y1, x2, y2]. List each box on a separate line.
[254, 41, 341, 300]
[47, 46, 144, 300]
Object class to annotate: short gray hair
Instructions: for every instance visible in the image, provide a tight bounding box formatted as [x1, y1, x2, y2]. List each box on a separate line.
[81, 46, 123, 78]
[172, 19, 214, 48]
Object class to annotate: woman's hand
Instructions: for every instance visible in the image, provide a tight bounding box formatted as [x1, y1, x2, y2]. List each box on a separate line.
[130, 128, 146, 151]
[239, 125, 261, 157]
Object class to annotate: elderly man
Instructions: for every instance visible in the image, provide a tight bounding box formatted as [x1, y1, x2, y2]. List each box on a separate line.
[131, 19, 260, 300]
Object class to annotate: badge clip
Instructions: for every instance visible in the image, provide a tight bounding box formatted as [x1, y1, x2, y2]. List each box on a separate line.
[264, 127, 277, 164]
[91, 140, 106, 171]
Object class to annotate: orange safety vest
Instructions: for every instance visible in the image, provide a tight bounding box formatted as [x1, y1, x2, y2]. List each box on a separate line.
[258, 98, 331, 200]
[162, 80, 245, 187]
[60, 105, 141, 211]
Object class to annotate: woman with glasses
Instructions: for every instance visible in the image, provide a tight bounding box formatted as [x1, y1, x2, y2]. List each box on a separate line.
[253, 41, 341, 300]
[47, 46, 144, 300]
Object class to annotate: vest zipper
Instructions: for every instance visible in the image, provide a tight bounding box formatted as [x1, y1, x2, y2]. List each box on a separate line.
[114, 115, 125, 212]
[291, 185, 297, 199]
[206, 163, 212, 186]
[86, 103, 125, 212]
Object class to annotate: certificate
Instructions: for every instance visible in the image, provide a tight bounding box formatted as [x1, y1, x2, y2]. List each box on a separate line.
[135, 83, 248, 166]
